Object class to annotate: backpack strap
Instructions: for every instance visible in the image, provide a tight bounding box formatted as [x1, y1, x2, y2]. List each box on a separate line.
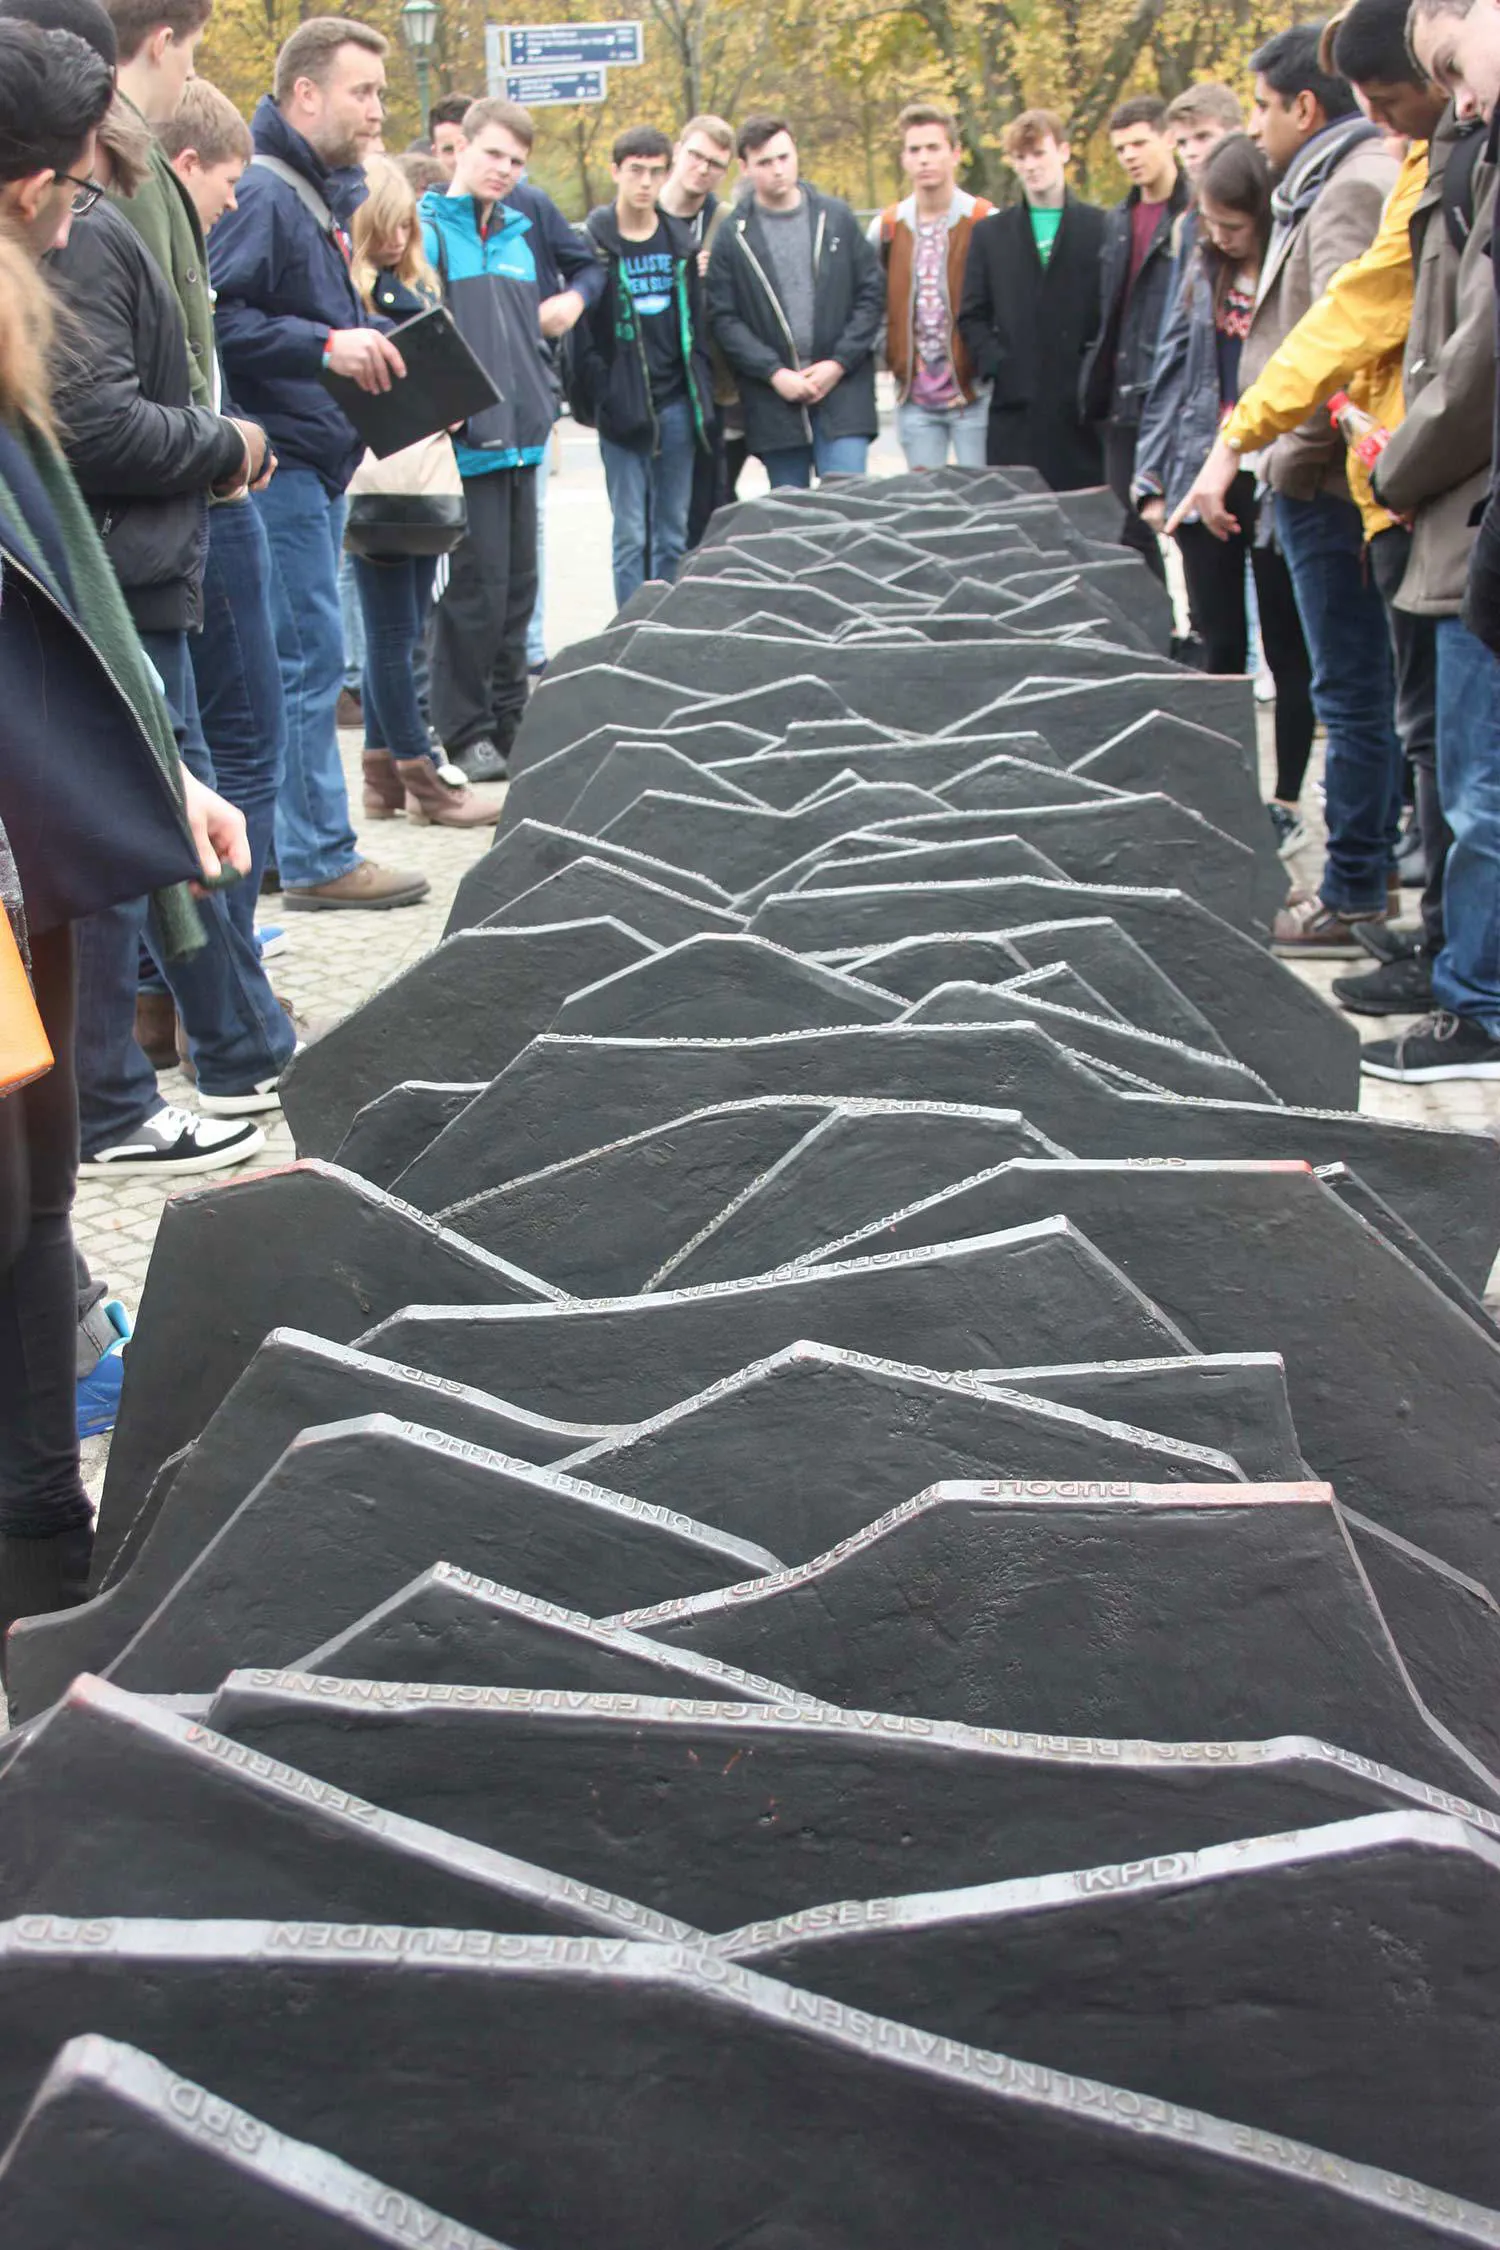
[252, 151, 339, 240]
[1442, 123, 1485, 258]
[878, 203, 899, 268]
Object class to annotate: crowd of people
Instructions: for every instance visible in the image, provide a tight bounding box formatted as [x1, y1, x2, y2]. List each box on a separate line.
[3, 0, 1500, 1625]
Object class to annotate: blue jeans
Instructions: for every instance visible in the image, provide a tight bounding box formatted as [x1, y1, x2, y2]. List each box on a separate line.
[1433, 619, 1500, 1034]
[1275, 491, 1403, 914]
[896, 393, 989, 470]
[190, 497, 286, 947]
[338, 549, 365, 693]
[599, 394, 697, 610]
[254, 469, 359, 892]
[75, 632, 295, 1151]
[527, 452, 547, 668]
[353, 553, 439, 766]
[760, 412, 870, 489]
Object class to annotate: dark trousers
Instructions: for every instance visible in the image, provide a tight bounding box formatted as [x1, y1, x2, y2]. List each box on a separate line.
[1370, 524, 1447, 951]
[686, 405, 722, 551]
[190, 497, 286, 945]
[430, 468, 539, 758]
[0, 923, 90, 1536]
[1177, 471, 1316, 806]
[353, 553, 439, 766]
[1104, 419, 1166, 584]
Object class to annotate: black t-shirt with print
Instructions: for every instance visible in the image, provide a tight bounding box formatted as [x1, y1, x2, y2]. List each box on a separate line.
[618, 219, 686, 405]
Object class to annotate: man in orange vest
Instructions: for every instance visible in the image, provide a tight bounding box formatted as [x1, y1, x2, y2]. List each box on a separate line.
[869, 102, 994, 469]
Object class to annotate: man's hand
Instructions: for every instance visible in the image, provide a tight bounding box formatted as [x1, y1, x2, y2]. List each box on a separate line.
[801, 358, 845, 402]
[538, 288, 586, 339]
[181, 768, 250, 890]
[771, 367, 814, 403]
[324, 329, 406, 393]
[697, 246, 711, 279]
[1165, 435, 1240, 540]
[1139, 496, 1167, 535]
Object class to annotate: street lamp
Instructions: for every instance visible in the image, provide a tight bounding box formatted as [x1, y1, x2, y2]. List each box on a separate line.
[400, 0, 439, 139]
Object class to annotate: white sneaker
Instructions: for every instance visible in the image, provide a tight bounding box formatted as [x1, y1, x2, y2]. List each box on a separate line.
[197, 1073, 286, 1116]
[82, 1103, 264, 1175]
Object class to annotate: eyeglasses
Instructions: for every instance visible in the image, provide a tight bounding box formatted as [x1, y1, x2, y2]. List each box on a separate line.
[58, 172, 104, 215]
[682, 145, 729, 172]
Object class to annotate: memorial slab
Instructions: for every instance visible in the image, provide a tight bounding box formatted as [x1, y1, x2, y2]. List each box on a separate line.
[1347, 1515, 1500, 1778]
[894, 983, 1274, 1103]
[444, 815, 731, 935]
[964, 1352, 1306, 1480]
[550, 934, 903, 1041]
[333, 1082, 486, 1189]
[712, 733, 1063, 809]
[601, 783, 951, 893]
[958, 674, 1257, 762]
[476, 857, 745, 946]
[564, 741, 767, 836]
[510, 663, 711, 770]
[97, 1162, 556, 1574]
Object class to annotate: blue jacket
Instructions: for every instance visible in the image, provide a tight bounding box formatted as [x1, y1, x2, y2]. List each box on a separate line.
[1132, 219, 1234, 521]
[419, 190, 556, 476]
[210, 98, 372, 493]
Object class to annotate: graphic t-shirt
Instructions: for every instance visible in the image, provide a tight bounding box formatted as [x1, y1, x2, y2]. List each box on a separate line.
[618, 219, 685, 404]
[1216, 275, 1255, 410]
[1029, 203, 1063, 267]
[910, 213, 962, 410]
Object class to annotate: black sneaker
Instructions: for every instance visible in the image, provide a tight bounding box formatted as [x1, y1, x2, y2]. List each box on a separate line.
[1360, 1010, 1500, 1082]
[1355, 919, 1424, 966]
[1330, 951, 1433, 1017]
[451, 736, 509, 783]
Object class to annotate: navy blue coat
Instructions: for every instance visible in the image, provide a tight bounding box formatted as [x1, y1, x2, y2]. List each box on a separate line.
[508, 180, 605, 308]
[210, 98, 371, 494]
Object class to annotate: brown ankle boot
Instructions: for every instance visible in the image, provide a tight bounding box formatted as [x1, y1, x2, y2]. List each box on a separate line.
[134, 991, 179, 1069]
[361, 749, 405, 820]
[397, 757, 504, 828]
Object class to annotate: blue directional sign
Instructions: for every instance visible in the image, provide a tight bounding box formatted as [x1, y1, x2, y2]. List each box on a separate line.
[503, 20, 643, 68]
[503, 64, 608, 104]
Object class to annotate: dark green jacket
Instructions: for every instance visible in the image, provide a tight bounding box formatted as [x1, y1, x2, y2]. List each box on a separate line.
[112, 101, 216, 409]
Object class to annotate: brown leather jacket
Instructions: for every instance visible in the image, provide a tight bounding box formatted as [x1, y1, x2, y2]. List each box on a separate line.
[873, 190, 995, 404]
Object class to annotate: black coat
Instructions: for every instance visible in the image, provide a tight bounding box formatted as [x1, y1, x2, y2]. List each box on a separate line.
[48, 198, 245, 633]
[705, 185, 884, 454]
[1079, 170, 1191, 430]
[956, 193, 1107, 493]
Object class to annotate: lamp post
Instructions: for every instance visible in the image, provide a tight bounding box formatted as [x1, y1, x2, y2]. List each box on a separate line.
[400, 0, 439, 140]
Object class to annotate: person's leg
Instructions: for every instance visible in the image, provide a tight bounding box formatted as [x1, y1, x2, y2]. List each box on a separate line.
[1176, 516, 1250, 674]
[0, 921, 94, 1625]
[353, 556, 438, 766]
[253, 471, 361, 892]
[1274, 491, 1402, 920]
[1104, 420, 1167, 584]
[73, 898, 162, 1156]
[526, 443, 548, 670]
[337, 549, 364, 698]
[1369, 523, 1445, 943]
[430, 473, 517, 764]
[812, 422, 870, 479]
[760, 444, 815, 489]
[952, 392, 991, 469]
[686, 403, 723, 549]
[1432, 619, 1500, 1028]
[1249, 535, 1317, 808]
[646, 397, 697, 587]
[895, 400, 953, 471]
[599, 434, 652, 609]
[191, 497, 286, 948]
[488, 467, 539, 758]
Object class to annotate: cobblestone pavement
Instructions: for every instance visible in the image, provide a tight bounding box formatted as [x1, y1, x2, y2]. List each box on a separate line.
[74, 421, 1500, 1328]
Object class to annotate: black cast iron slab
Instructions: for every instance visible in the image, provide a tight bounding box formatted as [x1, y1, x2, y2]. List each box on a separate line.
[476, 857, 745, 946]
[749, 876, 1355, 1109]
[208, 1671, 1500, 1937]
[0, 2036, 524, 2250]
[808, 1158, 1500, 1591]
[598, 783, 957, 892]
[5, 1330, 615, 1726]
[5, 1926, 1490, 2248]
[385, 1033, 1491, 1287]
[332, 1082, 486, 1189]
[550, 934, 903, 1041]
[956, 672, 1257, 762]
[895, 981, 1275, 1103]
[1071, 710, 1267, 845]
[963, 1352, 1305, 1480]
[1347, 1514, 1500, 1778]
[443, 817, 730, 936]
[711, 732, 1061, 808]
[0, 1676, 697, 1938]
[717, 1811, 1500, 2208]
[103, 1415, 779, 1696]
[564, 741, 768, 835]
[495, 728, 770, 845]
[619, 1480, 1500, 1806]
[95, 1163, 557, 1578]
[358, 1218, 1193, 1426]
[281, 920, 656, 1161]
[563, 1343, 1240, 1560]
[510, 662, 713, 769]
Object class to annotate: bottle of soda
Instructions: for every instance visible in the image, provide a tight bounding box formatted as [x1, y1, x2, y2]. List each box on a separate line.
[1327, 389, 1391, 469]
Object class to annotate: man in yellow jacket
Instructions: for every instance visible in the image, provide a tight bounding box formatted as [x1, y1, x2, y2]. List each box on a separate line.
[1170, 0, 1449, 958]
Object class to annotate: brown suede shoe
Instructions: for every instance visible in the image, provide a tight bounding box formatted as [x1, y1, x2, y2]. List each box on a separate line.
[336, 687, 363, 729]
[282, 860, 431, 912]
[1271, 888, 1387, 959]
[134, 990, 178, 1069]
[398, 757, 504, 827]
[361, 749, 405, 820]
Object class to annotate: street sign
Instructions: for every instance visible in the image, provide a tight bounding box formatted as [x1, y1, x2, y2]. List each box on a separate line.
[504, 64, 608, 103]
[503, 20, 643, 67]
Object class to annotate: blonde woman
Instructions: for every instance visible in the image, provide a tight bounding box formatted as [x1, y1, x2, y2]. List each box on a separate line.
[348, 159, 499, 825]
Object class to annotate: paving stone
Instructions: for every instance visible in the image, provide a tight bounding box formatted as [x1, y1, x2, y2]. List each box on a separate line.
[333, 1082, 485, 1189]
[295, 1563, 827, 1701]
[619, 1480, 1499, 1805]
[810, 1159, 1500, 1589]
[550, 934, 903, 1040]
[897, 982, 1276, 1103]
[6, 1330, 614, 1724]
[6, 1925, 1483, 2249]
[601, 783, 953, 892]
[511, 664, 712, 770]
[716, 1811, 1500, 2208]
[388, 1031, 1489, 1280]
[96, 1163, 557, 1580]
[478, 857, 745, 946]
[748, 876, 1356, 1107]
[359, 1218, 1193, 1425]
[282, 921, 656, 1161]
[0, 2035, 523, 2250]
[207, 1671, 1500, 1935]
[0, 1676, 696, 1937]
[445, 816, 731, 936]
[564, 1344, 1240, 1560]
[961, 1352, 1306, 1480]
[103, 1414, 779, 1695]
